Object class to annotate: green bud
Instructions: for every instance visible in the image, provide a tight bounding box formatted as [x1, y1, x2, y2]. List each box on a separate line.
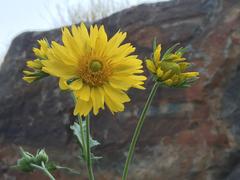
[45, 162, 57, 172]
[160, 61, 181, 75]
[35, 149, 49, 164]
[17, 158, 34, 172]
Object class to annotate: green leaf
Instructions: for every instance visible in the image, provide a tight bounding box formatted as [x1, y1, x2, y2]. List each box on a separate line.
[17, 158, 34, 172]
[71, 121, 100, 148]
[162, 43, 180, 60]
[152, 37, 157, 52]
[56, 165, 80, 175]
[175, 47, 188, 56]
[90, 153, 102, 161]
[45, 162, 57, 172]
[19, 147, 34, 159]
[70, 120, 101, 161]
[15, 147, 79, 176]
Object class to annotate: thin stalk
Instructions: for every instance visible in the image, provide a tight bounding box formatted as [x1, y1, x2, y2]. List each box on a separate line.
[56, 165, 80, 175]
[71, 93, 94, 179]
[86, 115, 95, 180]
[78, 115, 87, 160]
[122, 81, 160, 180]
[31, 163, 55, 180]
[71, 93, 87, 159]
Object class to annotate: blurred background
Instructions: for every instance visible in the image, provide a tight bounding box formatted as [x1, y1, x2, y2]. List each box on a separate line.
[0, 0, 165, 64]
[1, 0, 240, 180]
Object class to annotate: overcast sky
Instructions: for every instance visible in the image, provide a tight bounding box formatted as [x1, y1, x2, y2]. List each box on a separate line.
[0, 0, 167, 62]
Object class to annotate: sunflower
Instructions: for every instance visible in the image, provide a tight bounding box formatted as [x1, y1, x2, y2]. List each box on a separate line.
[42, 23, 146, 116]
[146, 44, 199, 87]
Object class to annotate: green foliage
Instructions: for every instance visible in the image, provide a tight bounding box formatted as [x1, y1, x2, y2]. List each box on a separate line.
[162, 43, 180, 61]
[15, 147, 55, 173]
[70, 119, 101, 162]
[152, 37, 157, 52]
[14, 147, 79, 176]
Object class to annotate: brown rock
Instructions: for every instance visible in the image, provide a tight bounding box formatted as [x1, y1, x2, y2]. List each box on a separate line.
[1, 0, 240, 179]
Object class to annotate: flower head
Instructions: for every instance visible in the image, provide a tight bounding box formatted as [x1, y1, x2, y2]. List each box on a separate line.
[23, 39, 49, 83]
[146, 43, 199, 87]
[42, 23, 146, 116]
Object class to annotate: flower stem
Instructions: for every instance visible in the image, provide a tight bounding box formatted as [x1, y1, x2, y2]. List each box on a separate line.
[31, 162, 55, 180]
[122, 81, 159, 180]
[71, 93, 95, 179]
[56, 165, 80, 175]
[86, 115, 95, 180]
[78, 115, 87, 160]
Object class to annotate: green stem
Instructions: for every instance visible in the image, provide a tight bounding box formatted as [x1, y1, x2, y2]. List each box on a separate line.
[31, 163, 55, 180]
[86, 115, 95, 180]
[56, 165, 80, 175]
[78, 115, 87, 160]
[122, 81, 160, 180]
[71, 93, 94, 179]
[71, 93, 87, 159]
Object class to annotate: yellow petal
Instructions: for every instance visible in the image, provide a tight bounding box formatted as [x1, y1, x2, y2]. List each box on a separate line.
[42, 60, 77, 79]
[109, 77, 132, 90]
[109, 74, 146, 91]
[59, 78, 68, 90]
[179, 62, 190, 71]
[171, 75, 179, 84]
[111, 43, 135, 58]
[156, 68, 163, 77]
[27, 59, 43, 69]
[22, 76, 36, 83]
[161, 70, 173, 80]
[89, 25, 99, 48]
[181, 72, 199, 78]
[104, 92, 124, 113]
[164, 79, 173, 86]
[71, 24, 89, 55]
[146, 59, 156, 73]
[103, 83, 130, 103]
[91, 87, 104, 115]
[62, 27, 83, 57]
[106, 32, 127, 55]
[68, 79, 83, 90]
[94, 25, 108, 56]
[112, 57, 143, 74]
[51, 42, 78, 65]
[75, 84, 91, 101]
[153, 44, 161, 64]
[132, 82, 146, 90]
[167, 54, 186, 62]
[74, 98, 92, 116]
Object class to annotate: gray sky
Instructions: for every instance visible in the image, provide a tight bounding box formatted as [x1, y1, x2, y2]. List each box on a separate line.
[0, 0, 167, 62]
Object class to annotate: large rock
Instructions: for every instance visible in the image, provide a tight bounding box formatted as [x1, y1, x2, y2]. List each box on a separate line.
[1, 0, 240, 179]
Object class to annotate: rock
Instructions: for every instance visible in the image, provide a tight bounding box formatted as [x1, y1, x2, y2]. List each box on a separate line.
[1, 0, 240, 179]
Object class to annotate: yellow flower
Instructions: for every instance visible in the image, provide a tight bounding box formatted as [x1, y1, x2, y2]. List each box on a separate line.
[23, 39, 49, 83]
[42, 23, 146, 116]
[146, 44, 199, 87]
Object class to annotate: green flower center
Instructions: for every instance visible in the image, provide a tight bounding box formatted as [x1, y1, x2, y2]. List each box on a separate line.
[89, 60, 103, 72]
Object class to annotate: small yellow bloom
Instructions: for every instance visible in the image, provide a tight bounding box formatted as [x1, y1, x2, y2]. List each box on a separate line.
[146, 43, 199, 87]
[42, 23, 146, 116]
[33, 39, 49, 59]
[23, 39, 49, 83]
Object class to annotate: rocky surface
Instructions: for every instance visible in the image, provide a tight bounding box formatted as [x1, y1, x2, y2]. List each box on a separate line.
[1, 0, 240, 179]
